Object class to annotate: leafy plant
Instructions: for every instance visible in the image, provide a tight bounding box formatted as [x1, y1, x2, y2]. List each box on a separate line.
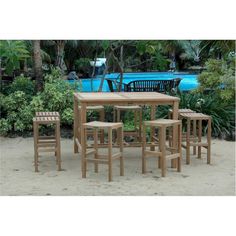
[0, 40, 30, 75]
[7, 75, 36, 98]
[0, 119, 12, 135]
[198, 58, 235, 101]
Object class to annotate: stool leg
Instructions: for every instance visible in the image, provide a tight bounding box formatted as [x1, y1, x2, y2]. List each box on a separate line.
[94, 128, 99, 173]
[99, 110, 105, 144]
[160, 127, 166, 177]
[134, 110, 138, 142]
[139, 109, 142, 142]
[198, 120, 202, 159]
[119, 126, 124, 176]
[168, 112, 172, 147]
[207, 119, 211, 164]
[177, 124, 182, 172]
[108, 127, 113, 182]
[116, 109, 121, 143]
[158, 127, 161, 169]
[142, 124, 147, 174]
[193, 120, 197, 155]
[56, 121, 62, 171]
[33, 122, 39, 172]
[117, 109, 121, 122]
[186, 118, 191, 164]
[82, 126, 87, 178]
[113, 108, 116, 122]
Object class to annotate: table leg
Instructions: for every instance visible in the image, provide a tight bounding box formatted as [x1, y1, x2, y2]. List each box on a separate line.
[80, 103, 87, 178]
[171, 101, 179, 168]
[73, 95, 79, 153]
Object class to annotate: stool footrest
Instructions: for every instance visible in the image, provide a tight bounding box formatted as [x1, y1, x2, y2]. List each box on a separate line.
[189, 142, 208, 147]
[38, 148, 56, 152]
[144, 150, 162, 157]
[38, 139, 56, 143]
[166, 153, 180, 160]
[37, 143, 56, 147]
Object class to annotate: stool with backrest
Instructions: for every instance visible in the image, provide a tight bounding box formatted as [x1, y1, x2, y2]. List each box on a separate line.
[142, 119, 182, 177]
[82, 121, 124, 182]
[179, 113, 211, 165]
[33, 116, 61, 172]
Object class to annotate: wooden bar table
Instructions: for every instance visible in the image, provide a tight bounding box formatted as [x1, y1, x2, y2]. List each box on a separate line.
[73, 92, 180, 176]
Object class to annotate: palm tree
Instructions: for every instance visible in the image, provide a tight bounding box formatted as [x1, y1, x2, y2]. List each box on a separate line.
[33, 40, 43, 91]
[200, 40, 235, 59]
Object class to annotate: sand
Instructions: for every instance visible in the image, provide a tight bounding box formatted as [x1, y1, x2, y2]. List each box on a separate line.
[0, 137, 235, 196]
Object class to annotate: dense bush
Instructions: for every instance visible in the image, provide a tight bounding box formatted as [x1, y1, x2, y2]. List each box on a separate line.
[6, 75, 36, 98]
[0, 71, 79, 136]
[198, 58, 235, 101]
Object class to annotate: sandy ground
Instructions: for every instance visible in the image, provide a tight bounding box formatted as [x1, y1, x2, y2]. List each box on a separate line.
[0, 137, 235, 196]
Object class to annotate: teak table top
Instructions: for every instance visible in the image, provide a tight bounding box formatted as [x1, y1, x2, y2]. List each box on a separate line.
[74, 92, 180, 104]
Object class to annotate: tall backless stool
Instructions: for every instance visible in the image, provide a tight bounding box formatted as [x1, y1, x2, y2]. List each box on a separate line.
[142, 119, 182, 177]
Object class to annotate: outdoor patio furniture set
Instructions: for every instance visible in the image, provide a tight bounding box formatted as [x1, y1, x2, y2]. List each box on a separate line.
[33, 92, 212, 182]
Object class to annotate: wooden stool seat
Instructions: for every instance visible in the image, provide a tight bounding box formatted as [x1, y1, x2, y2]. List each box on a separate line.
[179, 113, 211, 164]
[33, 115, 61, 172]
[169, 108, 195, 114]
[82, 121, 124, 182]
[33, 116, 60, 124]
[35, 111, 60, 117]
[180, 112, 211, 120]
[144, 119, 181, 127]
[83, 121, 123, 129]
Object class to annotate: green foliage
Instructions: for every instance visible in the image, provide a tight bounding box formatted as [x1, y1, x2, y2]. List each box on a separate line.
[0, 70, 79, 136]
[0, 40, 30, 75]
[7, 75, 36, 98]
[0, 119, 12, 135]
[74, 58, 90, 73]
[61, 108, 73, 125]
[44, 67, 64, 81]
[198, 58, 235, 101]
[2, 91, 28, 111]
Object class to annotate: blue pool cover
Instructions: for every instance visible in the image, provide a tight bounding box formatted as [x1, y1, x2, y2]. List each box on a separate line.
[68, 72, 199, 92]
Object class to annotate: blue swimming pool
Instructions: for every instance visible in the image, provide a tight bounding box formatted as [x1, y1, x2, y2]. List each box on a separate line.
[68, 72, 199, 92]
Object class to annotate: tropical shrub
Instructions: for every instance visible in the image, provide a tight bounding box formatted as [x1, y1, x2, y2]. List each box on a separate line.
[0, 71, 79, 136]
[198, 58, 235, 101]
[0, 40, 30, 75]
[7, 75, 36, 98]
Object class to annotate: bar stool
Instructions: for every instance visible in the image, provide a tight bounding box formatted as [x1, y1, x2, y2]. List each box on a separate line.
[179, 113, 211, 165]
[82, 121, 124, 182]
[142, 119, 182, 177]
[113, 105, 142, 142]
[168, 108, 197, 155]
[33, 116, 61, 172]
[79, 105, 105, 144]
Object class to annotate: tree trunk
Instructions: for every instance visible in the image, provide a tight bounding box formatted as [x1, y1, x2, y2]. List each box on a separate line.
[91, 40, 98, 91]
[55, 40, 66, 72]
[33, 40, 43, 92]
[98, 51, 113, 92]
[118, 45, 124, 91]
